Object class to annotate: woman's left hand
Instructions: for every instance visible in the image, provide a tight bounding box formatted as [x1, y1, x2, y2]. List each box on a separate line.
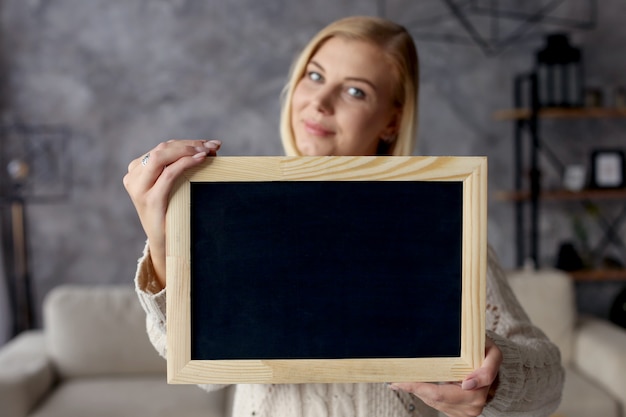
[390, 337, 502, 417]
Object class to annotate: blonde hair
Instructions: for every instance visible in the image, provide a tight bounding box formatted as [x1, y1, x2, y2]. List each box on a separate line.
[280, 16, 419, 157]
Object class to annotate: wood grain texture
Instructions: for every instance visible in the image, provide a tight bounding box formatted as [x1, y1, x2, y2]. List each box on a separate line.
[166, 156, 487, 384]
[184, 156, 482, 182]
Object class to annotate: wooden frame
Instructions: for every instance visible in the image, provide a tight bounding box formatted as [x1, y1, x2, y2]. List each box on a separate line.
[166, 156, 487, 384]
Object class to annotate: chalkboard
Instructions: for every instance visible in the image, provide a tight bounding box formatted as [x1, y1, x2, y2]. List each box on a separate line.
[166, 156, 487, 384]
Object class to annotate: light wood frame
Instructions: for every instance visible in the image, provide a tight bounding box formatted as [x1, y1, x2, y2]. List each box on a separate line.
[166, 156, 487, 384]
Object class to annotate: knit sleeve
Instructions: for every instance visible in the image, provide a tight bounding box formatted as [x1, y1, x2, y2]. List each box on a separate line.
[133, 241, 229, 394]
[480, 246, 564, 417]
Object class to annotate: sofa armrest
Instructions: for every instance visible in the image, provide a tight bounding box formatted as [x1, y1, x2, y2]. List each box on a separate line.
[0, 331, 56, 417]
[572, 316, 626, 406]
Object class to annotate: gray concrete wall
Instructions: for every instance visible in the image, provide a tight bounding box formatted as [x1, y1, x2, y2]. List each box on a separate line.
[1, 0, 625, 326]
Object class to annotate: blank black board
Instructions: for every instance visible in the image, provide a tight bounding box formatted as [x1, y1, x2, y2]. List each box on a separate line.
[190, 180, 463, 361]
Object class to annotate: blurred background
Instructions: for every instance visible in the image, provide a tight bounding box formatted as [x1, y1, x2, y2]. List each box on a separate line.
[1, 0, 625, 345]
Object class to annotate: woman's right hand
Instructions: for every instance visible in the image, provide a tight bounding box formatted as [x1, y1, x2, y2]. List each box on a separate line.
[123, 139, 222, 289]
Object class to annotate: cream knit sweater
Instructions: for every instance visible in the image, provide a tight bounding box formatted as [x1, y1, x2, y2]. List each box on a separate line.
[134, 244, 564, 417]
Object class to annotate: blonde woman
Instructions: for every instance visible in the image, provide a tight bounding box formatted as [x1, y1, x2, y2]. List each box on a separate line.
[124, 16, 564, 417]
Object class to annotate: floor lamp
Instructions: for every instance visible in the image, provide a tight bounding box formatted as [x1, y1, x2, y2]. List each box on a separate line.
[0, 123, 70, 336]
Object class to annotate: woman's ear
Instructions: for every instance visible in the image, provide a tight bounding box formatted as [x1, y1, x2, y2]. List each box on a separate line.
[380, 109, 401, 142]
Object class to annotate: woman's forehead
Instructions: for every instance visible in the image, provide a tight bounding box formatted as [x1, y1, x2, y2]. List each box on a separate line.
[310, 38, 392, 76]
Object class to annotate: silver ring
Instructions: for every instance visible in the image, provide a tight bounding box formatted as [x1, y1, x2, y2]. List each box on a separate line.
[141, 153, 150, 166]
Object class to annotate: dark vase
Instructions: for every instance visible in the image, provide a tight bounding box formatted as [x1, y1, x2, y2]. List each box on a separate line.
[609, 285, 626, 329]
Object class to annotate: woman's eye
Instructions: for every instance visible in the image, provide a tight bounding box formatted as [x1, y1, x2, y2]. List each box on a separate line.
[308, 71, 323, 82]
[347, 87, 366, 99]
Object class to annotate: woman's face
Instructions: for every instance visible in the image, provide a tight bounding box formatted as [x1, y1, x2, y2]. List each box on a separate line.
[291, 37, 400, 156]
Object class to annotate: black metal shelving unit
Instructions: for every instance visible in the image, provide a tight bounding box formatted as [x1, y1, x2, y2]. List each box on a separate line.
[496, 78, 626, 281]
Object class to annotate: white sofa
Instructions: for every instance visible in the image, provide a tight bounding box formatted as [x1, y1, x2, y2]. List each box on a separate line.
[507, 268, 626, 417]
[0, 285, 229, 417]
[1, 269, 625, 417]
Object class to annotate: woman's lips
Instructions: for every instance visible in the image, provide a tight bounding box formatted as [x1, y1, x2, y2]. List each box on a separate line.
[303, 120, 334, 137]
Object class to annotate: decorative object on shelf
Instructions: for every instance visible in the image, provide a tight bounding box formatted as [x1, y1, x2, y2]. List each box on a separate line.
[535, 33, 584, 107]
[601, 255, 624, 270]
[0, 123, 71, 336]
[614, 87, 626, 109]
[555, 241, 585, 271]
[589, 149, 626, 189]
[571, 212, 592, 266]
[563, 164, 587, 192]
[377, 0, 597, 56]
[584, 87, 604, 107]
[609, 286, 626, 329]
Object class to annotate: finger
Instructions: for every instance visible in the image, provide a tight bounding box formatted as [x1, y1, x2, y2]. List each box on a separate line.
[127, 139, 220, 172]
[391, 382, 465, 408]
[391, 381, 489, 417]
[123, 140, 221, 220]
[148, 152, 208, 206]
[462, 339, 502, 390]
[127, 139, 221, 172]
[390, 381, 429, 396]
[131, 140, 220, 192]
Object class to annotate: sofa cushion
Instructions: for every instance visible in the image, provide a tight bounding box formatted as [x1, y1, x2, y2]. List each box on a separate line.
[555, 367, 620, 417]
[28, 376, 226, 417]
[0, 331, 55, 417]
[44, 285, 165, 378]
[573, 316, 626, 406]
[506, 268, 576, 363]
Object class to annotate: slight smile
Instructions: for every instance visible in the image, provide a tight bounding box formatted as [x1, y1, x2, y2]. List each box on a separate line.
[303, 120, 334, 137]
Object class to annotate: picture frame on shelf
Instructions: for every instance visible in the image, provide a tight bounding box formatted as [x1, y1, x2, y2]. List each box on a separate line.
[589, 149, 626, 189]
[562, 164, 586, 192]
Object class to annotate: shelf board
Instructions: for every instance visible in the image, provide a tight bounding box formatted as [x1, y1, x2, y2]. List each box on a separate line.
[495, 188, 626, 202]
[570, 269, 626, 281]
[494, 107, 626, 120]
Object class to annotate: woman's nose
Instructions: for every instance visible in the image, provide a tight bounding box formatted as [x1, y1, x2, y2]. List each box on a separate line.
[312, 86, 335, 114]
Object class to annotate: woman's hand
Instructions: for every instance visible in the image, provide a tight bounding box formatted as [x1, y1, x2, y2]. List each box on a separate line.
[123, 139, 221, 288]
[390, 337, 502, 417]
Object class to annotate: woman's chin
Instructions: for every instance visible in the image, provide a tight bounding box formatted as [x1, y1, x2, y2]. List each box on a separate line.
[295, 142, 333, 157]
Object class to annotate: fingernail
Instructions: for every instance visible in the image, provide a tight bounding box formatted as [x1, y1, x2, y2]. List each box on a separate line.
[193, 151, 207, 159]
[385, 383, 399, 391]
[204, 140, 222, 148]
[462, 379, 478, 390]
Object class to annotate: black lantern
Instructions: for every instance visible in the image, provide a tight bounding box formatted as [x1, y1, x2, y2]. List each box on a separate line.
[535, 33, 584, 108]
